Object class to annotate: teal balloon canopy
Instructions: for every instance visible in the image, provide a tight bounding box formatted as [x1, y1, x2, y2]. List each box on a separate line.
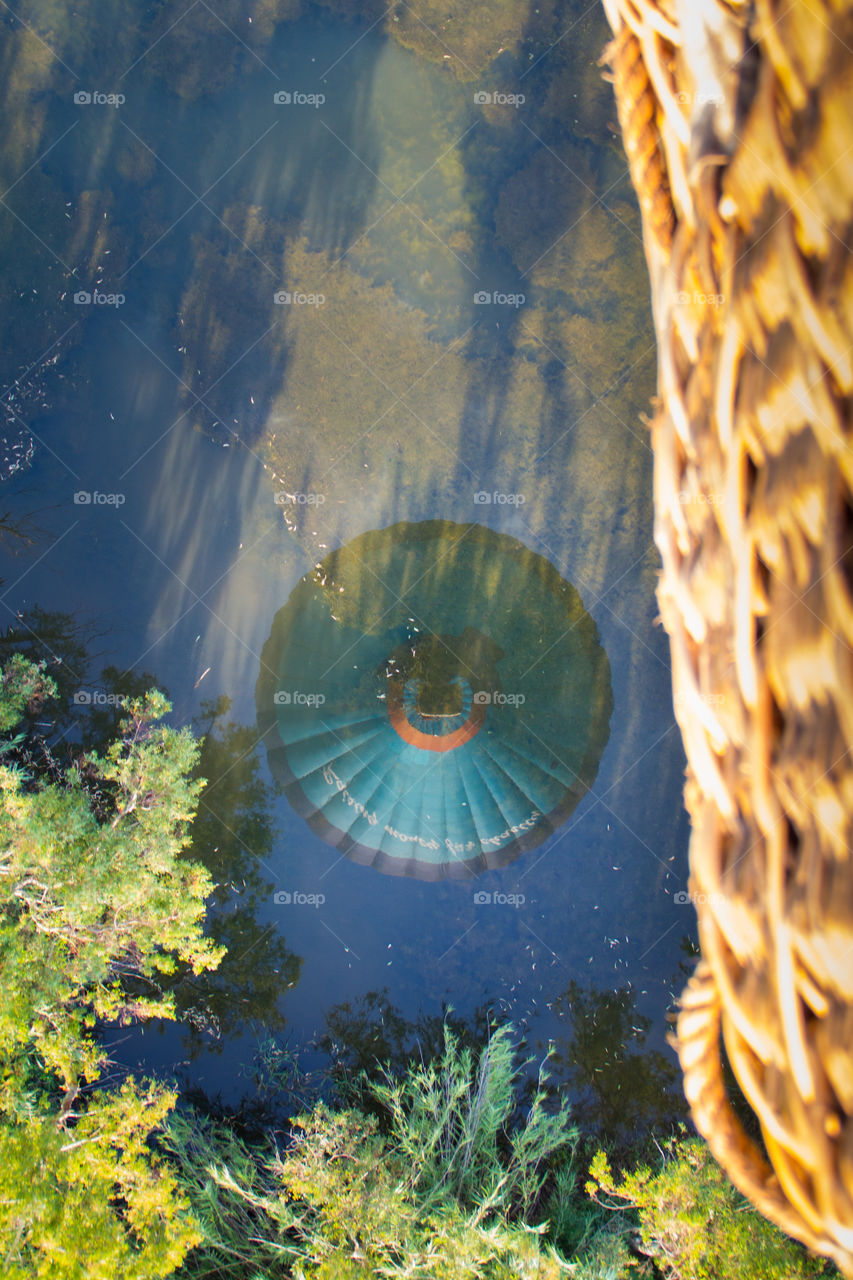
[256, 520, 613, 880]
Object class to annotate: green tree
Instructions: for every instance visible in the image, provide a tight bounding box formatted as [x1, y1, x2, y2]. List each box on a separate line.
[369, 1022, 575, 1220]
[0, 655, 224, 1276]
[0, 607, 96, 732]
[586, 1135, 833, 1279]
[0, 1081, 200, 1280]
[0, 607, 163, 771]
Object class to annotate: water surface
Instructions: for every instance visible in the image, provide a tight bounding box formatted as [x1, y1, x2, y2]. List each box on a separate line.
[0, 0, 692, 1136]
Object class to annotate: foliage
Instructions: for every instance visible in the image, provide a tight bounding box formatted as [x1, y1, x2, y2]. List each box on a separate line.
[274, 1101, 570, 1279]
[0, 651, 56, 736]
[541, 1151, 628, 1276]
[165, 1023, 578, 1278]
[0, 673, 223, 1097]
[158, 1106, 289, 1279]
[586, 1134, 834, 1279]
[369, 1022, 575, 1219]
[157, 1048, 848, 1280]
[0, 656, 224, 1277]
[0, 1082, 200, 1280]
[0, 606, 163, 762]
[317, 989, 491, 1107]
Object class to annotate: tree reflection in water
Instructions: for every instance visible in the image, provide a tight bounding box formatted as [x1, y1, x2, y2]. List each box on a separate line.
[314, 982, 685, 1148]
[157, 696, 302, 1055]
[315, 990, 494, 1111]
[542, 980, 687, 1147]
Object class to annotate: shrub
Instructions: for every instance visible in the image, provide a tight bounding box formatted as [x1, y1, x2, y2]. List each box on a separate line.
[165, 1024, 579, 1278]
[367, 1022, 577, 1218]
[586, 1135, 834, 1279]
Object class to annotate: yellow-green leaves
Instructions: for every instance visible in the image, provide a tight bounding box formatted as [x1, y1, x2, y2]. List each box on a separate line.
[0, 1083, 200, 1279]
[0, 658, 224, 1278]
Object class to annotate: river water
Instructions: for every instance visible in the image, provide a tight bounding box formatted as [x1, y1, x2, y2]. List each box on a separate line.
[0, 0, 693, 1136]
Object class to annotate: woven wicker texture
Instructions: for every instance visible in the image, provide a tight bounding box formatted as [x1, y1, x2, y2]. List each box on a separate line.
[601, 0, 853, 1271]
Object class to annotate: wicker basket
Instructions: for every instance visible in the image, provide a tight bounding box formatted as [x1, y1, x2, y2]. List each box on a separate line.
[601, 0, 853, 1271]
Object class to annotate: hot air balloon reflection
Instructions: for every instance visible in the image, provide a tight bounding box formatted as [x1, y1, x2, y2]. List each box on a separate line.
[256, 521, 613, 879]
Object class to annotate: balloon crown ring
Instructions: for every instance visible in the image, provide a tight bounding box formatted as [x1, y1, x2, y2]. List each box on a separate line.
[381, 628, 500, 752]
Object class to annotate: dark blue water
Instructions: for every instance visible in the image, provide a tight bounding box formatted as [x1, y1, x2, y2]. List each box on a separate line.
[0, 0, 692, 1135]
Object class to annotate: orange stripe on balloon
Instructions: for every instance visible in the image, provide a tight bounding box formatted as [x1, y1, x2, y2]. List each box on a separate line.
[386, 679, 485, 752]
